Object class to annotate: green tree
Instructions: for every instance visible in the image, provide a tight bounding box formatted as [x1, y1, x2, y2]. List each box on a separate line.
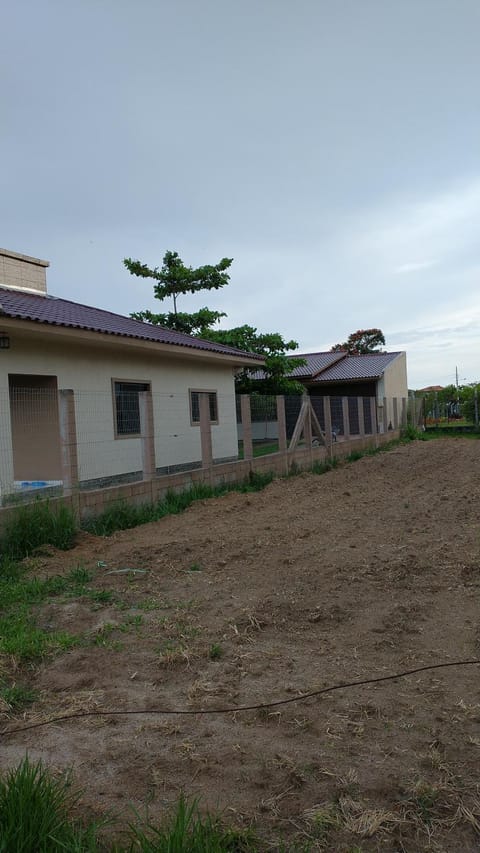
[204, 325, 305, 394]
[331, 328, 386, 354]
[125, 251, 305, 393]
[124, 250, 232, 336]
[461, 384, 480, 424]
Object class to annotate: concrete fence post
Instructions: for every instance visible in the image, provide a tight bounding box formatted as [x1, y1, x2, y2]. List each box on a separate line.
[370, 397, 378, 446]
[410, 391, 416, 426]
[58, 389, 79, 496]
[383, 396, 388, 431]
[276, 395, 287, 454]
[401, 397, 407, 427]
[357, 396, 365, 437]
[139, 390, 156, 481]
[324, 395, 333, 452]
[342, 397, 350, 441]
[240, 395, 253, 461]
[199, 392, 213, 470]
[392, 397, 399, 430]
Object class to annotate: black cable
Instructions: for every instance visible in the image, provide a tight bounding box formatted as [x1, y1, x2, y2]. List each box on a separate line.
[2, 658, 479, 737]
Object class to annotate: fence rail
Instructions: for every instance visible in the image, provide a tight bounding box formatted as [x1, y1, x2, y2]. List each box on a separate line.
[0, 391, 408, 524]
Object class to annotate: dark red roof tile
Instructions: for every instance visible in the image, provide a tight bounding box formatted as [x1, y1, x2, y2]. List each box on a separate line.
[0, 288, 263, 362]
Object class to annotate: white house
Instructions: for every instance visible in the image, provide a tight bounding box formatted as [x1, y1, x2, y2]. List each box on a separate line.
[0, 248, 263, 496]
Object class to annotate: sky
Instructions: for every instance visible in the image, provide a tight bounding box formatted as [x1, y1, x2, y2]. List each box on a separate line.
[2, 0, 479, 389]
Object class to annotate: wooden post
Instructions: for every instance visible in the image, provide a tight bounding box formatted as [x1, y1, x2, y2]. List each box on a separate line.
[58, 389, 79, 496]
[392, 397, 399, 430]
[303, 393, 312, 456]
[357, 396, 365, 437]
[139, 390, 155, 480]
[199, 392, 213, 469]
[240, 395, 253, 461]
[288, 395, 309, 452]
[276, 395, 287, 454]
[342, 397, 350, 441]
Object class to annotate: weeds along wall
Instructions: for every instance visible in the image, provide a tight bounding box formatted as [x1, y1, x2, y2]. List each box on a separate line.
[0, 391, 406, 531]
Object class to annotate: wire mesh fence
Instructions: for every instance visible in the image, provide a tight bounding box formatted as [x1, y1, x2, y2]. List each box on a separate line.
[0, 388, 406, 504]
[421, 390, 479, 428]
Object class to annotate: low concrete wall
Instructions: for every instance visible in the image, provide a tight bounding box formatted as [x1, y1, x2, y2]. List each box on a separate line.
[0, 429, 400, 535]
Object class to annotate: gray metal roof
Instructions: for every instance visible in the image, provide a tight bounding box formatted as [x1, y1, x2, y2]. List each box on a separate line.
[0, 287, 264, 362]
[288, 351, 346, 378]
[311, 352, 402, 383]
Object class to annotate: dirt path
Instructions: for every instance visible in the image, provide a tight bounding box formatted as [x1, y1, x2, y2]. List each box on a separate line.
[2, 438, 480, 851]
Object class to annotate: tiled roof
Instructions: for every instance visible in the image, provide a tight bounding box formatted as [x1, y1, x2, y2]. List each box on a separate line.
[287, 351, 345, 378]
[311, 352, 402, 383]
[0, 287, 263, 362]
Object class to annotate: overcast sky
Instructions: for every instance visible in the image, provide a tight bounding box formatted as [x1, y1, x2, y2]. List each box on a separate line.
[2, 0, 479, 388]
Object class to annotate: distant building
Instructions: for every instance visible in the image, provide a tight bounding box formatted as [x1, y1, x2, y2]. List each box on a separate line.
[418, 385, 444, 392]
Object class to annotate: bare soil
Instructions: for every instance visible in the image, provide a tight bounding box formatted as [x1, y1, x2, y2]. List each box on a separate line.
[2, 439, 480, 851]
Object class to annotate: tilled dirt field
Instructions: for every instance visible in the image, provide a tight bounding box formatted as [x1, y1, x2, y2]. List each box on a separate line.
[2, 438, 480, 851]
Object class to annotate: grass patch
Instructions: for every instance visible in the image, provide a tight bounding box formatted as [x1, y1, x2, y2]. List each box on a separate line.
[0, 683, 37, 711]
[0, 759, 256, 852]
[0, 499, 76, 563]
[402, 424, 427, 442]
[84, 474, 274, 537]
[423, 427, 480, 439]
[0, 758, 103, 853]
[0, 573, 80, 677]
[126, 793, 255, 852]
[209, 642, 223, 660]
[345, 450, 364, 463]
[238, 440, 279, 459]
[311, 458, 336, 475]
[0, 608, 79, 662]
[0, 563, 115, 704]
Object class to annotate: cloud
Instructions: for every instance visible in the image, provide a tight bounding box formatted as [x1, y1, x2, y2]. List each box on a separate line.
[348, 177, 480, 276]
[394, 260, 438, 274]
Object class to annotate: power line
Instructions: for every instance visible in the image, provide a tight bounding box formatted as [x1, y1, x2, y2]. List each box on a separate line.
[2, 659, 479, 737]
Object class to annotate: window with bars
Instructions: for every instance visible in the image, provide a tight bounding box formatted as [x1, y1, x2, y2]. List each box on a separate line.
[113, 381, 150, 436]
[190, 390, 218, 425]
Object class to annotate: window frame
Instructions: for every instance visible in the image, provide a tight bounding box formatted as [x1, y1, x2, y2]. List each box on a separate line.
[189, 389, 219, 426]
[112, 378, 151, 439]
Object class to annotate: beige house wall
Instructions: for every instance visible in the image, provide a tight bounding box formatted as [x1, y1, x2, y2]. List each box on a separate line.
[377, 353, 408, 429]
[0, 333, 239, 493]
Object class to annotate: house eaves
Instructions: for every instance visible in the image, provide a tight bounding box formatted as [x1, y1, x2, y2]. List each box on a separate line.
[0, 286, 264, 367]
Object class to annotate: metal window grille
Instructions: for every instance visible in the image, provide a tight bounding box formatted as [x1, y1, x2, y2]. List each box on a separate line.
[114, 382, 149, 435]
[190, 391, 218, 423]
